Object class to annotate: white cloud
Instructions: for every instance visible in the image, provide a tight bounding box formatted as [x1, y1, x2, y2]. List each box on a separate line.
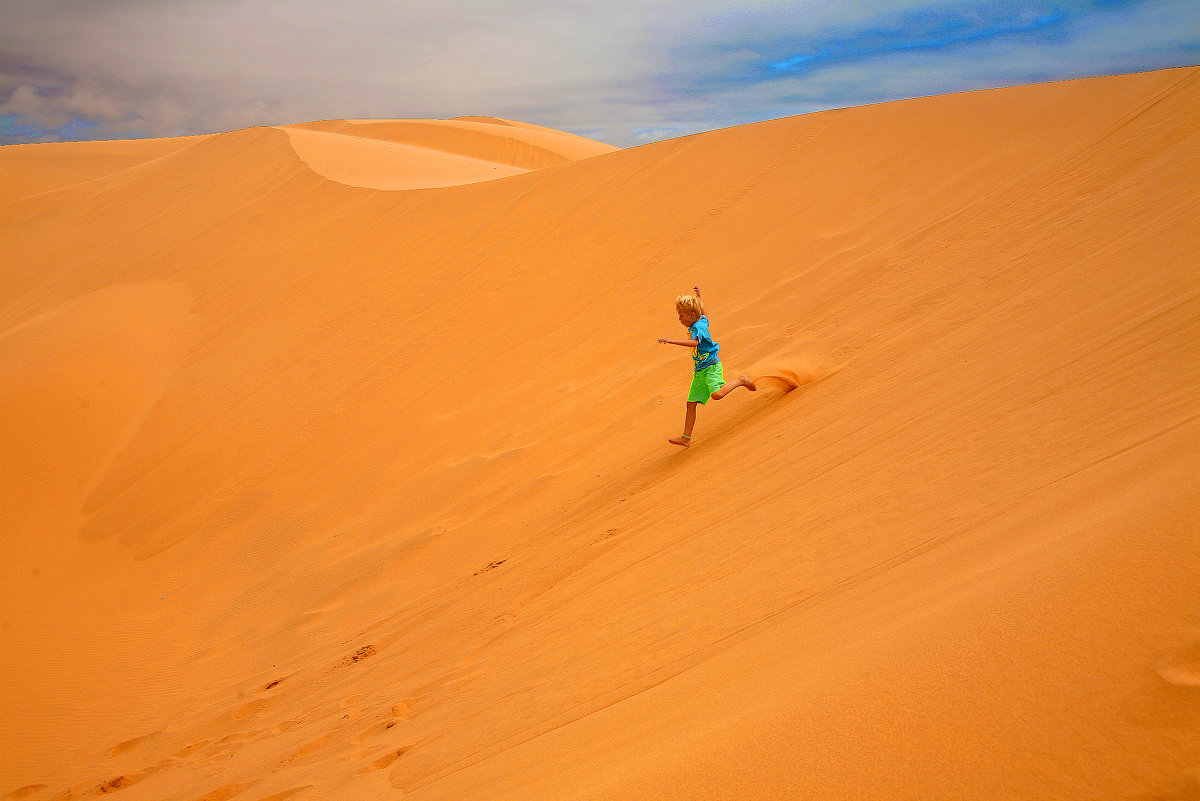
[0, 0, 1196, 146]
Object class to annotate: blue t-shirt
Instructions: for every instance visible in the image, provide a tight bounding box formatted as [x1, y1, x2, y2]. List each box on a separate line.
[689, 315, 720, 371]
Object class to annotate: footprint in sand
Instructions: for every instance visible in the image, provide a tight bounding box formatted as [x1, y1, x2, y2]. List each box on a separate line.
[99, 769, 158, 793]
[4, 786, 48, 800]
[169, 738, 216, 761]
[269, 718, 305, 735]
[107, 730, 162, 757]
[192, 782, 250, 801]
[473, 559, 508, 576]
[350, 719, 401, 745]
[230, 697, 276, 721]
[49, 766, 161, 799]
[286, 732, 339, 764]
[357, 746, 413, 774]
[335, 644, 377, 668]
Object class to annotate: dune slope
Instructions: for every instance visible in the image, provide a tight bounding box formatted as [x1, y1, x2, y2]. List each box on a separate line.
[282, 117, 617, 188]
[0, 135, 205, 206]
[1, 68, 1198, 801]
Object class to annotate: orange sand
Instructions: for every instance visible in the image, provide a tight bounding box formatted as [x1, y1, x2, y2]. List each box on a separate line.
[1, 68, 1197, 800]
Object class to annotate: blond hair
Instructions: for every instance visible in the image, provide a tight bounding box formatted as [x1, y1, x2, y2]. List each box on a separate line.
[674, 294, 705, 318]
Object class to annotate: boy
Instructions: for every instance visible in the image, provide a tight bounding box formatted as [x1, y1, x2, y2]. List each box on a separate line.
[658, 288, 756, 447]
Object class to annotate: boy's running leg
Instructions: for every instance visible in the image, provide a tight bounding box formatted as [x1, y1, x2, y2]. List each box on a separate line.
[711, 375, 757, 400]
[669, 401, 699, 447]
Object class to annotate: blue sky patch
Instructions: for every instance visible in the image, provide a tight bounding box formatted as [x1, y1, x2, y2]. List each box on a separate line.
[765, 7, 1068, 75]
[0, 115, 102, 145]
[0, 0, 1195, 147]
[676, 0, 1167, 92]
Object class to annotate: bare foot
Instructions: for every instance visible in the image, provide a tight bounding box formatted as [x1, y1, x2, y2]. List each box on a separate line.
[713, 375, 757, 399]
[668, 436, 691, 447]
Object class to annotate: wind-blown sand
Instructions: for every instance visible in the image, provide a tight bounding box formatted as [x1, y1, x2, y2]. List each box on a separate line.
[1, 67, 1197, 800]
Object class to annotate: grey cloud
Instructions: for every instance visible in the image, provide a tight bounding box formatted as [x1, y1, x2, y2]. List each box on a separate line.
[0, 0, 1196, 147]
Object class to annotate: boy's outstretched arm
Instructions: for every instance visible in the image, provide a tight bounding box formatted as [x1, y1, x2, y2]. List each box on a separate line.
[658, 337, 699, 347]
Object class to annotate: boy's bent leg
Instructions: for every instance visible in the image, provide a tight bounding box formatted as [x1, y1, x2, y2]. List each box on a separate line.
[711, 375, 757, 400]
[669, 401, 699, 447]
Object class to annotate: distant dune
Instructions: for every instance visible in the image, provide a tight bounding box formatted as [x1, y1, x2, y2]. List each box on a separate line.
[0, 116, 618, 198]
[0, 134, 207, 206]
[1, 69, 1197, 801]
[283, 117, 618, 188]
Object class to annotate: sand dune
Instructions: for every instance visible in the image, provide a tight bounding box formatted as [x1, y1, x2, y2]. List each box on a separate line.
[1, 67, 1197, 801]
[280, 127, 530, 189]
[0, 135, 205, 206]
[0, 116, 616, 201]
[292, 117, 619, 167]
[282, 117, 617, 188]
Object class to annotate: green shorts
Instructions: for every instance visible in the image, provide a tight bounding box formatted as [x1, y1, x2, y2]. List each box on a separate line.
[688, 362, 725, 404]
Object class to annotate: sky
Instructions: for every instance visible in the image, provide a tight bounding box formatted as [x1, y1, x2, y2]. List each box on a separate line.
[1, 0, 1197, 148]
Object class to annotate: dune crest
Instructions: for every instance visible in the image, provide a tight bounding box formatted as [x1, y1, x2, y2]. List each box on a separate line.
[1, 68, 1197, 800]
[0, 135, 206, 206]
[281, 117, 618, 189]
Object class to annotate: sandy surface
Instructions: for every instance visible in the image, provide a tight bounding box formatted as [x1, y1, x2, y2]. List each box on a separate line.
[283, 117, 617, 188]
[1, 69, 1197, 800]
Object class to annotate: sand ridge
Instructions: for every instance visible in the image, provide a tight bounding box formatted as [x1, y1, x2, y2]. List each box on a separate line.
[0, 67, 1198, 800]
[280, 117, 618, 189]
[0, 135, 207, 207]
[0, 116, 617, 205]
